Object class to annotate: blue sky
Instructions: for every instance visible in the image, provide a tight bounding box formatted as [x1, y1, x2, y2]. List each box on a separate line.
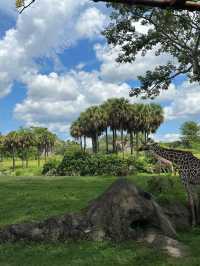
[0, 0, 200, 141]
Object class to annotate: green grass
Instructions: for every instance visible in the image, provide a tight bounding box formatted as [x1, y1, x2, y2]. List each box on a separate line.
[0, 156, 62, 177]
[0, 174, 198, 266]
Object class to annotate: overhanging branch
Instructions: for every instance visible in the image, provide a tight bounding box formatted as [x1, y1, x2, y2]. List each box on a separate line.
[93, 0, 200, 11]
[18, 0, 35, 14]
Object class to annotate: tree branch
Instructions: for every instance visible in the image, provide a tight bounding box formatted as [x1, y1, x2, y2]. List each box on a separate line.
[93, 0, 200, 11]
[19, 0, 35, 14]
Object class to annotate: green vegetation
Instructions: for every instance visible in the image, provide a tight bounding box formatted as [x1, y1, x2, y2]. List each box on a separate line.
[71, 98, 164, 154]
[0, 127, 57, 171]
[0, 174, 198, 266]
[180, 121, 200, 149]
[104, 7, 200, 98]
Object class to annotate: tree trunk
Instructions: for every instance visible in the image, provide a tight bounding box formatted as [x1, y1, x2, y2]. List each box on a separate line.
[130, 131, 134, 155]
[12, 148, 15, 171]
[112, 129, 115, 153]
[136, 132, 139, 156]
[84, 136, 87, 153]
[121, 128, 124, 159]
[44, 145, 47, 162]
[105, 128, 109, 153]
[26, 159, 28, 168]
[114, 129, 117, 154]
[47, 146, 49, 157]
[37, 148, 40, 168]
[80, 137, 83, 151]
[94, 133, 98, 153]
[92, 137, 95, 153]
[26, 150, 28, 168]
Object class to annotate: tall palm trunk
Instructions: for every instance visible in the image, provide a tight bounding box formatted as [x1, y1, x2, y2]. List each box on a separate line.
[12, 147, 15, 171]
[22, 159, 24, 168]
[112, 129, 115, 153]
[92, 134, 98, 153]
[130, 131, 134, 155]
[80, 137, 83, 151]
[95, 132, 98, 153]
[84, 136, 86, 153]
[44, 148, 47, 162]
[92, 137, 95, 153]
[37, 147, 41, 167]
[121, 127, 124, 159]
[136, 132, 139, 156]
[25, 149, 29, 168]
[144, 132, 148, 143]
[105, 128, 108, 153]
[114, 129, 117, 154]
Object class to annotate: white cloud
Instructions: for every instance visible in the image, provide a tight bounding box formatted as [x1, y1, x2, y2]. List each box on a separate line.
[153, 133, 181, 143]
[76, 7, 107, 39]
[1, 0, 194, 139]
[164, 81, 200, 120]
[14, 70, 130, 132]
[0, 0, 106, 98]
[94, 43, 172, 83]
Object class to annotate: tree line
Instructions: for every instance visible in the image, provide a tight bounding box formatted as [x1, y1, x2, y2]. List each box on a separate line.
[0, 127, 56, 170]
[70, 97, 164, 154]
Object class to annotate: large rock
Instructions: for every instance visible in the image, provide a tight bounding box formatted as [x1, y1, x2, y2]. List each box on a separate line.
[83, 178, 177, 241]
[0, 178, 177, 244]
[138, 229, 188, 258]
[162, 202, 190, 231]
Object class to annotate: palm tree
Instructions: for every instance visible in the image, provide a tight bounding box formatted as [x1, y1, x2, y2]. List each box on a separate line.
[138, 104, 164, 142]
[78, 106, 106, 153]
[4, 131, 20, 170]
[70, 120, 84, 150]
[102, 98, 129, 153]
[0, 134, 5, 162]
[18, 128, 35, 168]
[125, 104, 137, 154]
[32, 127, 56, 165]
[149, 103, 164, 135]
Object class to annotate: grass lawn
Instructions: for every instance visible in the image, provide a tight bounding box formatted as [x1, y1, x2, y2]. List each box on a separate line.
[0, 174, 199, 266]
[0, 156, 62, 177]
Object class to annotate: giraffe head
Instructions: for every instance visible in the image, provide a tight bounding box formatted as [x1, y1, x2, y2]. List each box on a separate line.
[138, 138, 158, 152]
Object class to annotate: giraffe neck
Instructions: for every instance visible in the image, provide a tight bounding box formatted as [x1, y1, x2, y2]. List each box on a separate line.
[150, 145, 184, 165]
[152, 152, 173, 165]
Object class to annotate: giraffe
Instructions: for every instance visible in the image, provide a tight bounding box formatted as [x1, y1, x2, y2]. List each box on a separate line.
[152, 152, 174, 174]
[141, 141, 200, 226]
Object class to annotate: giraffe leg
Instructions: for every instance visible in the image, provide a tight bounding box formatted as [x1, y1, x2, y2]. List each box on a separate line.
[186, 185, 196, 226]
[195, 193, 199, 224]
[192, 186, 200, 224]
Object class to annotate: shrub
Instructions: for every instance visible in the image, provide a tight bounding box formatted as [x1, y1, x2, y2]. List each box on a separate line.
[134, 156, 153, 173]
[46, 152, 137, 176]
[147, 176, 174, 195]
[42, 158, 61, 176]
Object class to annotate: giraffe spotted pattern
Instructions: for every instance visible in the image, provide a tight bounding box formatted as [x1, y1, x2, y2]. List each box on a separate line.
[144, 143, 200, 226]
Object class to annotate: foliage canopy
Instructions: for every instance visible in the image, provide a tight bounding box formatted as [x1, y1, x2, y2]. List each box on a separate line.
[104, 6, 200, 98]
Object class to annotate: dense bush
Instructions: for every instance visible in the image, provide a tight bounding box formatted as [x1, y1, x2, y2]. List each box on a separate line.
[147, 176, 175, 195]
[42, 152, 141, 176]
[42, 158, 61, 176]
[133, 155, 154, 173]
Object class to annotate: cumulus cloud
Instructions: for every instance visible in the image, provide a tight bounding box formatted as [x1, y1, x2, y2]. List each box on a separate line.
[1, 0, 195, 138]
[0, 0, 106, 98]
[153, 133, 181, 143]
[164, 81, 200, 120]
[14, 70, 130, 132]
[94, 43, 172, 83]
[76, 7, 107, 39]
